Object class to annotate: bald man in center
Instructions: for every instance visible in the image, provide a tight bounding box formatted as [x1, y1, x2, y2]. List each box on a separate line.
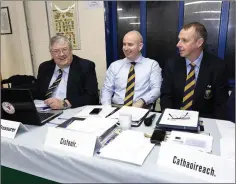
[101, 31, 162, 108]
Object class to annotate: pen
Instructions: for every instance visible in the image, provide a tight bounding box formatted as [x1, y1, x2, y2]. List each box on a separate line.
[182, 112, 188, 118]
[105, 108, 119, 118]
[168, 113, 174, 118]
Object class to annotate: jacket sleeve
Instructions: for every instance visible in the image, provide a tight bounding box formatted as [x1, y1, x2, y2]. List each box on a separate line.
[213, 62, 229, 120]
[34, 63, 46, 100]
[68, 61, 99, 108]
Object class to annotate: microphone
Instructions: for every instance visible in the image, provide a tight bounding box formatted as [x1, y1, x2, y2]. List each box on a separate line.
[144, 114, 156, 126]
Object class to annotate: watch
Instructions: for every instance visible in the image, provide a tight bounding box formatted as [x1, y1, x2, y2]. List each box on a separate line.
[62, 98, 69, 109]
[140, 98, 146, 104]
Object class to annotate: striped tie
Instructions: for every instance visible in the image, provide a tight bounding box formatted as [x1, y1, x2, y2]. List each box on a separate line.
[45, 69, 63, 99]
[124, 62, 136, 106]
[181, 63, 196, 110]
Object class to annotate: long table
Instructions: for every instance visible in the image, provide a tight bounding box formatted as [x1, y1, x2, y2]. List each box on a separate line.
[1, 107, 234, 183]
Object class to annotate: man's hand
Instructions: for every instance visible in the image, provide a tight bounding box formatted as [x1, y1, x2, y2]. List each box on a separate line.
[44, 97, 63, 109]
[132, 99, 145, 108]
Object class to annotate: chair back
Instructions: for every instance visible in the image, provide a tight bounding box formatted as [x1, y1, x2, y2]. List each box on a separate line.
[1, 75, 37, 94]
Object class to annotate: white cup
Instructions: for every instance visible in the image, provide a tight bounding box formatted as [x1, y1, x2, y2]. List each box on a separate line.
[119, 113, 132, 130]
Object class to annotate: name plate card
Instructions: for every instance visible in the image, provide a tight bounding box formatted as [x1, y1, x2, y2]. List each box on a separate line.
[44, 127, 97, 157]
[157, 142, 235, 183]
[1, 119, 28, 139]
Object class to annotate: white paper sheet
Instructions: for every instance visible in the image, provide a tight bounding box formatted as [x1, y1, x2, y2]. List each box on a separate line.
[216, 120, 235, 138]
[66, 117, 118, 137]
[99, 130, 154, 165]
[73, 105, 116, 118]
[167, 131, 213, 153]
[108, 106, 149, 121]
[159, 108, 199, 127]
[220, 138, 235, 160]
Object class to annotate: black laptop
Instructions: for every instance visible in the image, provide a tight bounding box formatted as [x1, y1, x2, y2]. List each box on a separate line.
[1, 88, 63, 126]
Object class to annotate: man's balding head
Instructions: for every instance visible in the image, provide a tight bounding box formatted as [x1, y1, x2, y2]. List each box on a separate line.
[124, 31, 143, 43]
[123, 31, 143, 61]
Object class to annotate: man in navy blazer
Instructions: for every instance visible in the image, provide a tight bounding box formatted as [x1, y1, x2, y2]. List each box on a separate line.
[161, 22, 229, 119]
[35, 35, 99, 109]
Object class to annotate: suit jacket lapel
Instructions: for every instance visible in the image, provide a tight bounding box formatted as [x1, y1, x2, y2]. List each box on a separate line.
[193, 54, 210, 104]
[178, 57, 187, 99]
[67, 56, 81, 97]
[44, 62, 55, 92]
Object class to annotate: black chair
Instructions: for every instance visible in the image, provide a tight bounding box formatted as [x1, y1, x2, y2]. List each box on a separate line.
[1, 75, 37, 97]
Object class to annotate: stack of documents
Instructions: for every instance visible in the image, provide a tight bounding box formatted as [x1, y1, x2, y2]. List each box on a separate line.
[108, 106, 149, 121]
[66, 117, 118, 137]
[99, 130, 154, 165]
[166, 131, 213, 153]
[73, 105, 117, 118]
[156, 108, 199, 132]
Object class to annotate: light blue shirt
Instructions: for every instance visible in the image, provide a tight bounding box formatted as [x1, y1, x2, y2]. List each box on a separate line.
[101, 55, 162, 105]
[48, 65, 70, 100]
[185, 51, 203, 81]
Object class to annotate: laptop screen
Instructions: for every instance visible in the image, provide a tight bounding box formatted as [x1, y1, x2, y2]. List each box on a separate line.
[1, 88, 43, 125]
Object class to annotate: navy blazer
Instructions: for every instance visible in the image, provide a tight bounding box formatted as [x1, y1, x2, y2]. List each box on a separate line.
[160, 52, 229, 120]
[35, 55, 99, 108]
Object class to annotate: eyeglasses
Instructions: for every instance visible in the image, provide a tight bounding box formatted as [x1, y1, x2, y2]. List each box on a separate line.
[168, 112, 190, 120]
[51, 47, 70, 55]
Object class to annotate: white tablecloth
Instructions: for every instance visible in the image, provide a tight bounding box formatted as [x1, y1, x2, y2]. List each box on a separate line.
[1, 106, 234, 183]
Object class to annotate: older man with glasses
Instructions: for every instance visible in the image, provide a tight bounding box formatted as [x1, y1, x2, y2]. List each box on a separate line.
[35, 35, 99, 109]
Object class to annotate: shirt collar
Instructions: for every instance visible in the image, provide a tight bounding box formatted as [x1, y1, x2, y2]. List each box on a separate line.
[55, 65, 70, 74]
[126, 54, 143, 64]
[185, 51, 203, 68]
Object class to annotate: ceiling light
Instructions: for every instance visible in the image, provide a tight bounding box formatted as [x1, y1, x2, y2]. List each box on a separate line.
[119, 16, 138, 19]
[185, 1, 222, 6]
[193, 11, 221, 13]
[203, 18, 220, 20]
[129, 22, 140, 25]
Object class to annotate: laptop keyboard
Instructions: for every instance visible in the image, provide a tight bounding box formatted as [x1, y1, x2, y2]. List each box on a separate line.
[39, 112, 55, 122]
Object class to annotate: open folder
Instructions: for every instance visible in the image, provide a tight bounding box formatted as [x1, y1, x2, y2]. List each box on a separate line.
[156, 108, 199, 132]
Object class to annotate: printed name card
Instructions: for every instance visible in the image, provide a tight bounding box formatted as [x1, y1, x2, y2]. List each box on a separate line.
[1, 119, 28, 139]
[157, 142, 235, 183]
[44, 127, 97, 157]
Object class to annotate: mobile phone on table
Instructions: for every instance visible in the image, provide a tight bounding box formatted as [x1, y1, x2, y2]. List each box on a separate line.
[150, 129, 166, 144]
[89, 108, 102, 115]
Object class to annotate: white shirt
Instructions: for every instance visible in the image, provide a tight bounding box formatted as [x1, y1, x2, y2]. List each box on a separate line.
[101, 55, 162, 105]
[185, 51, 203, 81]
[48, 65, 70, 100]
